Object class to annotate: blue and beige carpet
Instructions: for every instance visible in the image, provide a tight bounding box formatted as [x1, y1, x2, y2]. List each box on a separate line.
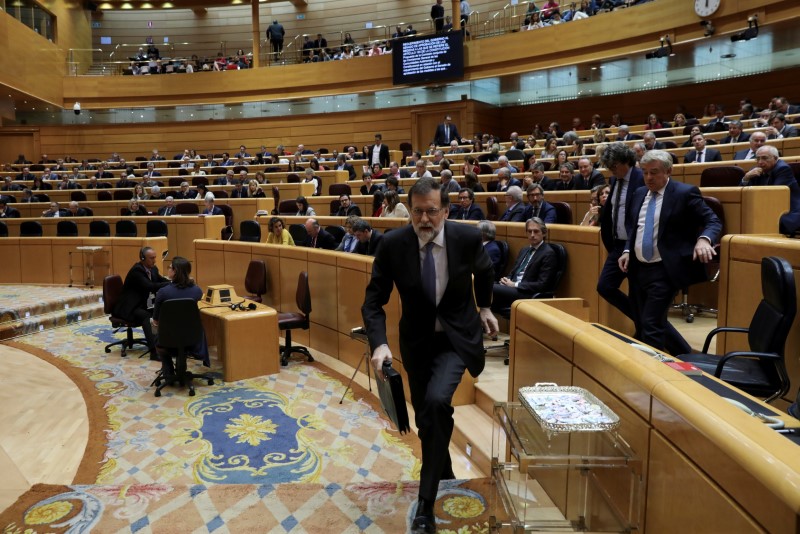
[0, 316, 498, 532]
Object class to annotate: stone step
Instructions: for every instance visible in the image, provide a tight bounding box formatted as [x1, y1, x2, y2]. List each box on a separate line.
[0, 302, 105, 341]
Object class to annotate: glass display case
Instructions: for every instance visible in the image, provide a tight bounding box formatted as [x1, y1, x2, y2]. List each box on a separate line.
[491, 402, 643, 532]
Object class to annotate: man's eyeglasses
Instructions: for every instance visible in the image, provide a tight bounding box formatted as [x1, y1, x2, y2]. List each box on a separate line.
[411, 207, 443, 217]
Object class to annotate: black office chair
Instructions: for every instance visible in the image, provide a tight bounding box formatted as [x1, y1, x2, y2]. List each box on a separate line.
[102, 274, 150, 358]
[278, 271, 313, 366]
[20, 221, 43, 237]
[680, 256, 795, 403]
[550, 201, 573, 225]
[113, 189, 134, 201]
[217, 204, 234, 240]
[700, 166, 745, 187]
[278, 200, 297, 215]
[288, 223, 308, 245]
[271, 186, 280, 215]
[56, 219, 79, 237]
[325, 225, 346, 245]
[151, 298, 215, 397]
[486, 196, 499, 221]
[0, 221, 8, 237]
[175, 202, 199, 215]
[328, 183, 351, 196]
[146, 219, 168, 237]
[239, 220, 262, 242]
[35, 193, 50, 203]
[70, 191, 87, 202]
[115, 219, 138, 237]
[244, 259, 268, 303]
[329, 199, 341, 216]
[89, 220, 111, 237]
[97, 190, 113, 201]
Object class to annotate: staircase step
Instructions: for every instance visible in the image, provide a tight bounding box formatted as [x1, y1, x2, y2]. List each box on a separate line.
[452, 404, 501, 476]
[0, 302, 105, 341]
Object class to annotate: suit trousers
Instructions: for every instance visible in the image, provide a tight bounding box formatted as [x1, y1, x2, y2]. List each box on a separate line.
[404, 332, 465, 502]
[132, 307, 156, 351]
[629, 262, 690, 353]
[491, 284, 530, 311]
[598, 243, 690, 355]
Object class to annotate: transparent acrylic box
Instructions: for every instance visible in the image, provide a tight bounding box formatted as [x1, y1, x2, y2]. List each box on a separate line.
[491, 402, 643, 532]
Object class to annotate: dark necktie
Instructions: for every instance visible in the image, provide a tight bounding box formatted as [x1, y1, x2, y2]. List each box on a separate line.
[422, 242, 436, 304]
[612, 179, 624, 240]
[533, 206, 540, 219]
[512, 247, 534, 280]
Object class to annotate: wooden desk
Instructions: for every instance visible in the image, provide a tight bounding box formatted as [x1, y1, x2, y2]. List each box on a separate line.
[198, 301, 279, 381]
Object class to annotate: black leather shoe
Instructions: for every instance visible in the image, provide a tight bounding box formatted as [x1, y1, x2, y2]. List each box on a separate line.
[411, 514, 436, 534]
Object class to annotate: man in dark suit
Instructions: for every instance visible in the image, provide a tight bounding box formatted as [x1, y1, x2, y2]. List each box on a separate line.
[768, 113, 799, 139]
[499, 186, 527, 222]
[230, 180, 248, 198]
[174, 182, 198, 200]
[703, 105, 729, 133]
[491, 218, 558, 311]
[2, 177, 21, 192]
[742, 146, 800, 235]
[642, 132, 666, 151]
[0, 198, 20, 218]
[433, 115, 461, 147]
[66, 201, 89, 217]
[550, 162, 585, 191]
[362, 178, 497, 534]
[335, 194, 362, 217]
[431, 0, 445, 33]
[114, 246, 170, 360]
[615, 125, 642, 142]
[215, 170, 235, 186]
[683, 133, 722, 163]
[619, 150, 721, 352]
[334, 154, 356, 180]
[720, 120, 750, 144]
[733, 130, 767, 160]
[577, 157, 606, 190]
[157, 197, 177, 216]
[367, 134, 390, 169]
[448, 188, 485, 220]
[142, 162, 162, 181]
[202, 195, 223, 216]
[522, 184, 557, 223]
[303, 218, 337, 249]
[353, 219, 383, 256]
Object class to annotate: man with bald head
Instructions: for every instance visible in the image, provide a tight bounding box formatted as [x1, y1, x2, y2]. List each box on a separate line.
[741, 145, 800, 234]
[733, 130, 767, 160]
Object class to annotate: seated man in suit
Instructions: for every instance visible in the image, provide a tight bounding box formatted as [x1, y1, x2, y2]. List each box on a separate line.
[1, 177, 21, 192]
[335, 215, 362, 253]
[0, 198, 20, 218]
[201, 193, 223, 215]
[491, 217, 558, 311]
[334, 154, 356, 180]
[549, 162, 585, 191]
[57, 174, 82, 191]
[385, 175, 406, 194]
[114, 246, 170, 360]
[117, 174, 138, 189]
[65, 201, 89, 217]
[157, 196, 177, 216]
[720, 120, 750, 144]
[734, 130, 767, 160]
[767, 113, 799, 139]
[448, 188, 485, 220]
[215, 170, 235, 186]
[499, 185, 528, 222]
[642, 132, 665, 151]
[335, 193, 362, 216]
[352, 219, 384, 256]
[42, 201, 66, 217]
[303, 218, 337, 249]
[174, 181, 198, 200]
[741, 145, 800, 235]
[577, 157, 607, 190]
[683, 133, 722, 163]
[523, 184, 557, 223]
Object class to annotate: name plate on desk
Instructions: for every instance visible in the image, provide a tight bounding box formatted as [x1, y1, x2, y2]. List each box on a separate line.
[205, 284, 238, 305]
[76, 246, 104, 251]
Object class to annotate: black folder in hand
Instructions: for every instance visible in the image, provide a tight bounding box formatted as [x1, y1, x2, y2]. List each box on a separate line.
[378, 362, 410, 434]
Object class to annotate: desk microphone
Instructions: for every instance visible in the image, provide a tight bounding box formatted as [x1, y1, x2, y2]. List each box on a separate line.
[230, 301, 257, 311]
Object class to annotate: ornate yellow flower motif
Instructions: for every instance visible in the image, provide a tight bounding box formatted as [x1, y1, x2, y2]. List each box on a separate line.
[223, 414, 278, 446]
[442, 496, 484, 518]
[24, 500, 73, 525]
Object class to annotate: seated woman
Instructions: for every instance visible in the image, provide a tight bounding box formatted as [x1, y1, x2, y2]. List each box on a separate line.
[465, 172, 484, 193]
[248, 179, 266, 198]
[540, 137, 558, 159]
[133, 183, 149, 201]
[295, 196, 316, 217]
[127, 198, 148, 216]
[380, 190, 409, 218]
[371, 163, 386, 180]
[580, 183, 610, 227]
[644, 113, 663, 130]
[152, 256, 209, 375]
[371, 191, 385, 217]
[266, 216, 295, 245]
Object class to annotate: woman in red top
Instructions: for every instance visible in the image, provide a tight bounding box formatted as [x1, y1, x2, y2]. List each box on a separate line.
[644, 113, 663, 130]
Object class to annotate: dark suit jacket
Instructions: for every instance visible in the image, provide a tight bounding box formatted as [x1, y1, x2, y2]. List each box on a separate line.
[721, 133, 751, 144]
[484, 240, 503, 277]
[157, 206, 177, 216]
[335, 205, 362, 217]
[743, 160, 800, 214]
[499, 202, 527, 222]
[507, 243, 558, 295]
[229, 188, 248, 198]
[304, 229, 337, 250]
[582, 170, 606, 190]
[367, 144, 390, 168]
[683, 148, 722, 163]
[360, 184, 384, 196]
[600, 166, 645, 252]
[336, 164, 356, 180]
[625, 180, 722, 290]
[523, 201, 557, 223]
[203, 206, 223, 216]
[355, 229, 384, 256]
[547, 175, 585, 191]
[448, 203, 485, 221]
[734, 148, 756, 161]
[434, 123, 461, 147]
[113, 262, 170, 321]
[362, 222, 493, 377]
[0, 206, 21, 218]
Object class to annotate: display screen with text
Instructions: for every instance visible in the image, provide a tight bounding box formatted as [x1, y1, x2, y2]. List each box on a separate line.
[392, 32, 464, 85]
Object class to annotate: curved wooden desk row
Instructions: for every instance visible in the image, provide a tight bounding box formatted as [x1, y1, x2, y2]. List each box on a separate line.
[0, 236, 168, 285]
[507, 299, 800, 533]
[192, 239, 477, 406]
[0, 215, 224, 265]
